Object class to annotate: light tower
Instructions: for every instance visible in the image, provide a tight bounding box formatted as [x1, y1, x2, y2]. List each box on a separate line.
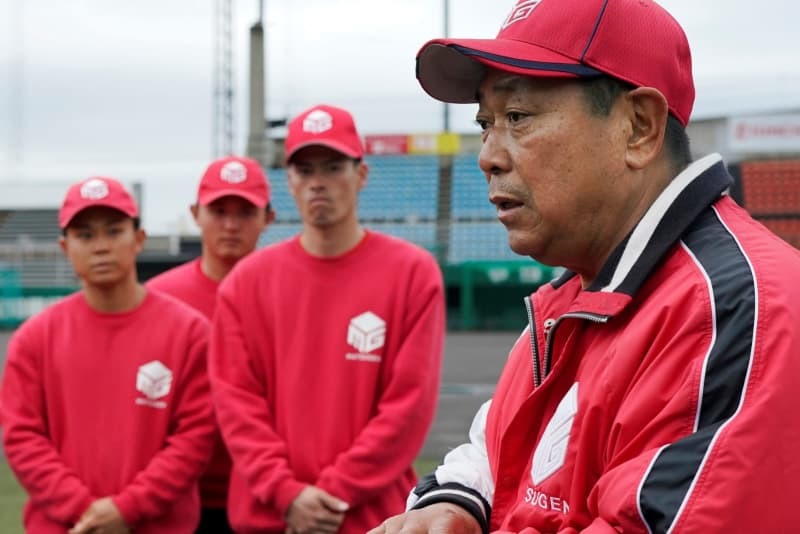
[212, 0, 235, 158]
[245, 0, 271, 167]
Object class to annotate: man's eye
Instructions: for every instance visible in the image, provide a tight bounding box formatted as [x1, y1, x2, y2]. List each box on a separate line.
[507, 112, 524, 123]
[474, 119, 489, 131]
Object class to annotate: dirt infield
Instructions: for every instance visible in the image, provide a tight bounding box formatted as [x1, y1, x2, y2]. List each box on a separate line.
[0, 328, 521, 460]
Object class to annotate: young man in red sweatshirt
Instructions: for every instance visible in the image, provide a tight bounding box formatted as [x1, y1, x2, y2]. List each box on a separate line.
[0, 176, 215, 533]
[146, 155, 274, 534]
[209, 104, 446, 533]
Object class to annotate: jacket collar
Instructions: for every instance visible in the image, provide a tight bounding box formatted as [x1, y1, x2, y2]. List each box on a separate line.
[551, 153, 732, 316]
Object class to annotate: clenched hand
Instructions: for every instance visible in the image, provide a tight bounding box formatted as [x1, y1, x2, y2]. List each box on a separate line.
[69, 497, 130, 534]
[368, 502, 482, 534]
[285, 485, 349, 534]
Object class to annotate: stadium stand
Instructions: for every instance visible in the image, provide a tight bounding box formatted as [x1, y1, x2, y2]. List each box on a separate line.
[0, 209, 60, 243]
[0, 209, 75, 289]
[0, 210, 75, 326]
[740, 159, 800, 250]
[361, 155, 439, 220]
[448, 222, 520, 263]
[452, 154, 494, 219]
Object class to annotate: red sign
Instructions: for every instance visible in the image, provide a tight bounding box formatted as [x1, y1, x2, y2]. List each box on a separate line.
[364, 135, 408, 155]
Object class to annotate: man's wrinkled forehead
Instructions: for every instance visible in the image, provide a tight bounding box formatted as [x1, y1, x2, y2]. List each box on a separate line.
[476, 70, 578, 109]
[476, 72, 532, 103]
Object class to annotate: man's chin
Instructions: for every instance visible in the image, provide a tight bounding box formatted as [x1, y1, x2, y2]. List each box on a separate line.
[216, 249, 247, 262]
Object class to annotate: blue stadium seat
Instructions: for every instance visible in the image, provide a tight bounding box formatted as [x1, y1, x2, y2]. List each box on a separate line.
[452, 155, 494, 219]
[365, 222, 437, 254]
[448, 222, 522, 263]
[361, 155, 439, 220]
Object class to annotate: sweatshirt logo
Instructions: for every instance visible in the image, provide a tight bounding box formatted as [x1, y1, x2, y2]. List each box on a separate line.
[345, 311, 385, 363]
[531, 382, 578, 484]
[135, 360, 173, 409]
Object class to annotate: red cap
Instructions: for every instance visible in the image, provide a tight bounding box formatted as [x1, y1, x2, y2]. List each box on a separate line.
[415, 0, 694, 126]
[197, 156, 271, 208]
[59, 176, 139, 229]
[284, 104, 365, 164]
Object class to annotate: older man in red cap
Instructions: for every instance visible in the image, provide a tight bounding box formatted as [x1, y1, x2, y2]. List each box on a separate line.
[208, 104, 446, 534]
[372, 0, 800, 532]
[1, 176, 215, 533]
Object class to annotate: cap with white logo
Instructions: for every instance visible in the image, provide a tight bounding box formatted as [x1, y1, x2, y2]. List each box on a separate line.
[197, 155, 272, 208]
[284, 104, 365, 164]
[58, 176, 139, 229]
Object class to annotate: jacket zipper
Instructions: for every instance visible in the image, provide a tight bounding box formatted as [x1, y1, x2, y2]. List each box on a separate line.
[543, 311, 610, 377]
[525, 301, 610, 388]
[524, 296, 541, 388]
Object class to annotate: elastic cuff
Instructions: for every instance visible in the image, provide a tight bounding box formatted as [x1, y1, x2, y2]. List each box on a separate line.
[111, 493, 139, 528]
[411, 482, 490, 534]
[272, 479, 307, 517]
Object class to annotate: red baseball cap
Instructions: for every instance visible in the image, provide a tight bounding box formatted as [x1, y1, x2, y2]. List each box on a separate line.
[284, 104, 365, 164]
[197, 156, 271, 208]
[416, 0, 694, 126]
[59, 176, 139, 229]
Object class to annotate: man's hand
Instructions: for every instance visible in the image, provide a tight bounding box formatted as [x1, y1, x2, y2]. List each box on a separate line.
[285, 485, 349, 534]
[368, 502, 482, 534]
[69, 497, 130, 534]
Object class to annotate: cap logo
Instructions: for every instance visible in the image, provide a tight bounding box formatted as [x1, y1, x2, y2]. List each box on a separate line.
[302, 109, 333, 134]
[502, 0, 542, 29]
[79, 178, 109, 200]
[220, 161, 247, 184]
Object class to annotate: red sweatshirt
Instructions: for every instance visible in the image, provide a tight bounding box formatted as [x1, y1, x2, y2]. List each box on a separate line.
[210, 230, 446, 533]
[147, 258, 232, 509]
[0, 290, 215, 533]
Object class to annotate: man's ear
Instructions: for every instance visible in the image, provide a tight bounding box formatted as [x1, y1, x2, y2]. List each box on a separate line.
[624, 87, 669, 170]
[356, 161, 369, 191]
[135, 228, 147, 254]
[190, 204, 200, 223]
[58, 235, 67, 256]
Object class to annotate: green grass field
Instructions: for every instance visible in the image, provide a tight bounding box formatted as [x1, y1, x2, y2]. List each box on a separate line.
[0, 458, 439, 532]
[0, 462, 24, 534]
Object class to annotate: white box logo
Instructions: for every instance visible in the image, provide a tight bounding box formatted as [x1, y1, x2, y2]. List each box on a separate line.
[136, 360, 173, 401]
[347, 311, 386, 354]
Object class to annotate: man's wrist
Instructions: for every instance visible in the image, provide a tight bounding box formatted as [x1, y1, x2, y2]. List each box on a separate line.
[411, 482, 490, 534]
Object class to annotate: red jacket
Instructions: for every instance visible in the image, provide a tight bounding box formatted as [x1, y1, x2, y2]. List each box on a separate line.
[147, 258, 233, 510]
[210, 231, 446, 533]
[410, 154, 800, 532]
[0, 290, 215, 533]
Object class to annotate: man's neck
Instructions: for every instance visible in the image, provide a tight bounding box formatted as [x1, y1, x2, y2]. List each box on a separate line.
[82, 277, 146, 313]
[201, 254, 236, 282]
[300, 220, 365, 258]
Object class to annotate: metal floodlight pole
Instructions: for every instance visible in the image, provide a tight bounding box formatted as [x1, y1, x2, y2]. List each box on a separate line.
[435, 0, 454, 265]
[443, 0, 450, 133]
[245, 0, 271, 166]
[213, 0, 235, 158]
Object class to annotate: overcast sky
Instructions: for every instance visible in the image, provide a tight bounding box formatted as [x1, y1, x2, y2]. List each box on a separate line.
[1, 0, 799, 233]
